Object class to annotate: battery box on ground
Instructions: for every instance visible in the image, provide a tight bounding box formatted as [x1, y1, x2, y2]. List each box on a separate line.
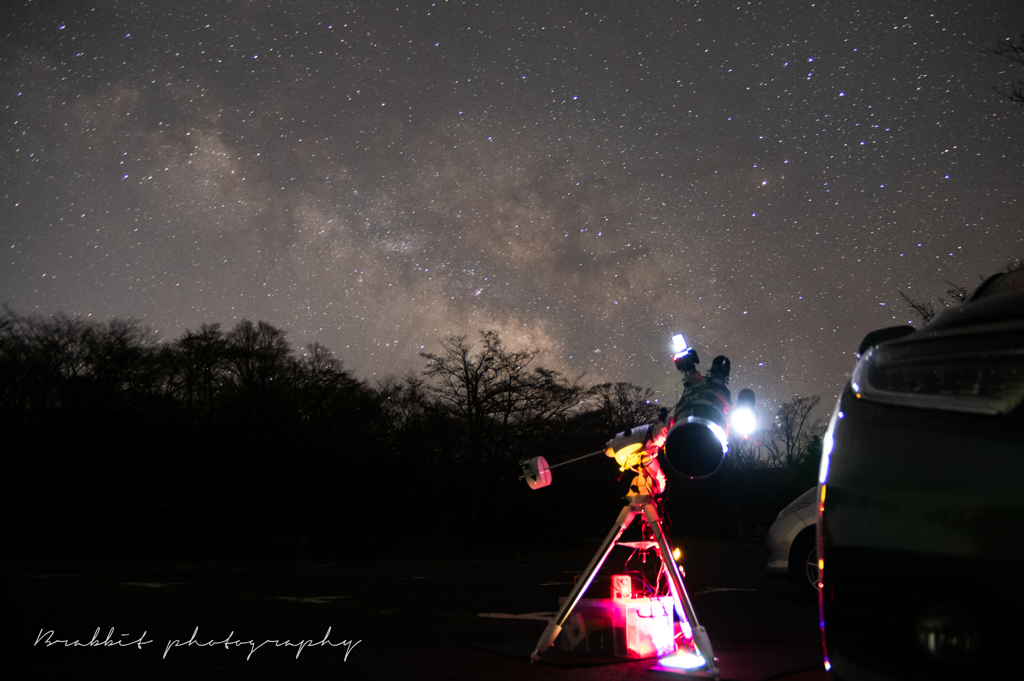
[556, 595, 677, 659]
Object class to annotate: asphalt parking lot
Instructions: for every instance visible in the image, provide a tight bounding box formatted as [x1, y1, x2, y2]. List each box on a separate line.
[4, 538, 828, 680]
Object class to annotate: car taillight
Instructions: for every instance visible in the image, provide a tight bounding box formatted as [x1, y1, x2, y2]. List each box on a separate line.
[850, 323, 1024, 415]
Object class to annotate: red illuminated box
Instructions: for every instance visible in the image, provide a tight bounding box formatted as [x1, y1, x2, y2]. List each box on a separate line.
[610, 574, 632, 600]
[556, 596, 677, 659]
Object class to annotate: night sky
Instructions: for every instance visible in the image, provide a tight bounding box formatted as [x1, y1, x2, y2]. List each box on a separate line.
[3, 0, 1022, 412]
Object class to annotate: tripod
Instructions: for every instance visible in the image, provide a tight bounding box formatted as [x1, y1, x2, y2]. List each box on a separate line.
[529, 475, 719, 678]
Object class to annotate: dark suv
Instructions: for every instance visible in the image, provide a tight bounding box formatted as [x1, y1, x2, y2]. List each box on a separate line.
[818, 269, 1024, 681]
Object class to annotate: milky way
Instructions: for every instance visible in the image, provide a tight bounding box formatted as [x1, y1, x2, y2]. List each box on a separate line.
[3, 0, 1022, 412]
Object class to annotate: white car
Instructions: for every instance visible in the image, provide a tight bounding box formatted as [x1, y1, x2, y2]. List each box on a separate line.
[764, 486, 819, 592]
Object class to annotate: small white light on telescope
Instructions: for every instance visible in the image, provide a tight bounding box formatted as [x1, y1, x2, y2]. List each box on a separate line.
[671, 333, 688, 359]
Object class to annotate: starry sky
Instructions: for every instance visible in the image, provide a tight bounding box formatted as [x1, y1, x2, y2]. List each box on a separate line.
[3, 0, 1022, 413]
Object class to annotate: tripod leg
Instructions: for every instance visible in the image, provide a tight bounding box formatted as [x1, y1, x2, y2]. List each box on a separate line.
[642, 502, 719, 678]
[529, 503, 638, 662]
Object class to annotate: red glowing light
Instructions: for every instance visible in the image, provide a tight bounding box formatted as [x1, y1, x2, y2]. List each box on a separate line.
[611, 574, 632, 601]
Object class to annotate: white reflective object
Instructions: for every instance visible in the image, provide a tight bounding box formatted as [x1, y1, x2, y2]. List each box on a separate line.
[686, 415, 729, 454]
[818, 398, 842, 484]
[606, 424, 655, 453]
[522, 456, 552, 490]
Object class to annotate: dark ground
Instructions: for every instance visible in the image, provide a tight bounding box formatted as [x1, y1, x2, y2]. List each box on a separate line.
[4, 538, 829, 680]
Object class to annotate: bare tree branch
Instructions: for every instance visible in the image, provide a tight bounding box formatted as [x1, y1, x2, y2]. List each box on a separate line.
[943, 280, 970, 304]
[898, 290, 937, 324]
[421, 330, 584, 465]
[993, 33, 1024, 106]
[760, 395, 823, 470]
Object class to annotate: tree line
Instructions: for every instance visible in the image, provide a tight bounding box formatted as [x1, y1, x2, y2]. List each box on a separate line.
[1, 309, 823, 558]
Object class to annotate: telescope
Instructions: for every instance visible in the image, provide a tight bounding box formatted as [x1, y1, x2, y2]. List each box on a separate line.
[521, 335, 757, 489]
[519, 333, 759, 675]
[661, 385, 758, 478]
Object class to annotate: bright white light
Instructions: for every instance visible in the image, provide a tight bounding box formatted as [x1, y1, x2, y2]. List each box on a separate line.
[730, 406, 757, 436]
[659, 650, 707, 670]
[671, 333, 688, 358]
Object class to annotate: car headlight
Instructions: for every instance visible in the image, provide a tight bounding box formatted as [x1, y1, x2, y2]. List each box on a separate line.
[850, 322, 1024, 415]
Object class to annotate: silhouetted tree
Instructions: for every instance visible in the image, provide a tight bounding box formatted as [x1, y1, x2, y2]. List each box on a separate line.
[897, 290, 938, 324]
[994, 33, 1024, 105]
[588, 381, 659, 433]
[420, 331, 585, 531]
[295, 342, 355, 425]
[761, 394, 824, 472]
[944, 280, 970, 305]
[27, 313, 95, 411]
[0, 308, 35, 415]
[291, 340, 382, 455]
[170, 323, 229, 423]
[0, 312, 166, 417]
[82, 317, 161, 411]
[375, 374, 430, 433]
[421, 331, 583, 465]
[224, 319, 294, 419]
